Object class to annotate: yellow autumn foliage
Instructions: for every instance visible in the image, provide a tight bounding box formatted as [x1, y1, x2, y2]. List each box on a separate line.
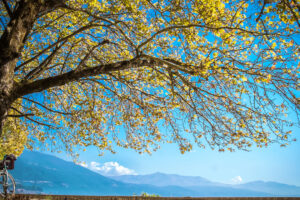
[0, 0, 298, 157]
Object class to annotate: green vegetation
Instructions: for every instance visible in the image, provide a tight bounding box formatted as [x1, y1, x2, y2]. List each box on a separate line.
[141, 192, 160, 197]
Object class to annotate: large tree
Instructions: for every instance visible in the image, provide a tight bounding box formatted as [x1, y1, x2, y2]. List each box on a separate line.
[0, 0, 299, 157]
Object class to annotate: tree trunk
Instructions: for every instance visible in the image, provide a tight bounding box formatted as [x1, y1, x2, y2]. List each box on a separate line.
[0, 0, 66, 135]
[0, 63, 15, 136]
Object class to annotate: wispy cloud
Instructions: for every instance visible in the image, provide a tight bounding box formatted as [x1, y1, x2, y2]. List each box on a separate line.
[231, 176, 243, 184]
[77, 161, 137, 176]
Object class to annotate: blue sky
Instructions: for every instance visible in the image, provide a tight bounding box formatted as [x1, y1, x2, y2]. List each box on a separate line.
[25, 0, 299, 188]
[43, 114, 300, 186]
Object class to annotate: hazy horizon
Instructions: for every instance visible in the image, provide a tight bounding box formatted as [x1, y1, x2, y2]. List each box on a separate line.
[39, 122, 300, 187]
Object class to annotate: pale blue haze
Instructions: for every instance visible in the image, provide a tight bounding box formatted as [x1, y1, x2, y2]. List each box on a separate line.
[44, 118, 300, 187]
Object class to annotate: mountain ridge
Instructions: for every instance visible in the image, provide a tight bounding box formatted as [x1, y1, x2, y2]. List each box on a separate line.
[109, 172, 220, 187]
[9, 151, 300, 197]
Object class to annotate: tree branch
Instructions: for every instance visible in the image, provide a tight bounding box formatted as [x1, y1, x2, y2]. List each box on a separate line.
[143, 55, 202, 75]
[1, 0, 12, 18]
[22, 97, 72, 115]
[23, 41, 67, 81]
[291, 0, 300, 13]
[284, 0, 300, 28]
[10, 107, 55, 128]
[7, 113, 34, 118]
[256, 1, 266, 22]
[13, 55, 155, 98]
[137, 24, 272, 51]
[15, 24, 98, 72]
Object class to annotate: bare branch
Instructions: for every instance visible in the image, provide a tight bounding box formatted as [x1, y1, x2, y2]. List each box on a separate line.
[10, 107, 55, 128]
[22, 97, 72, 115]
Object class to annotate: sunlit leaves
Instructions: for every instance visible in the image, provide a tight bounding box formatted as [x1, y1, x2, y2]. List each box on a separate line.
[0, 101, 28, 158]
[1, 0, 298, 157]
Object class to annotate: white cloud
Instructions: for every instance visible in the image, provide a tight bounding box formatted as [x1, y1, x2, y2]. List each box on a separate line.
[231, 176, 243, 184]
[78, 161, 137, 176]
[77, 161, 88, 168]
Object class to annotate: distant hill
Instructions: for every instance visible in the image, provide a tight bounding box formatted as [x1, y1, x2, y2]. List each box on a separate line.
[110, 172, 216, 187]
[109, 173, 273, 197]
[111, 173, 300, 197]
[8, 151, 299, 197]
[233, 181, 300, 196]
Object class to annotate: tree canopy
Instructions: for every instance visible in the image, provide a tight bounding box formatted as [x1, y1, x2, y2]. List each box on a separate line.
[0, 0, 299, 158]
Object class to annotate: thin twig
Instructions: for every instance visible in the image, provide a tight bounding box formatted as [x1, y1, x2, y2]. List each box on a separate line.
[256, 1, 266, 22]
